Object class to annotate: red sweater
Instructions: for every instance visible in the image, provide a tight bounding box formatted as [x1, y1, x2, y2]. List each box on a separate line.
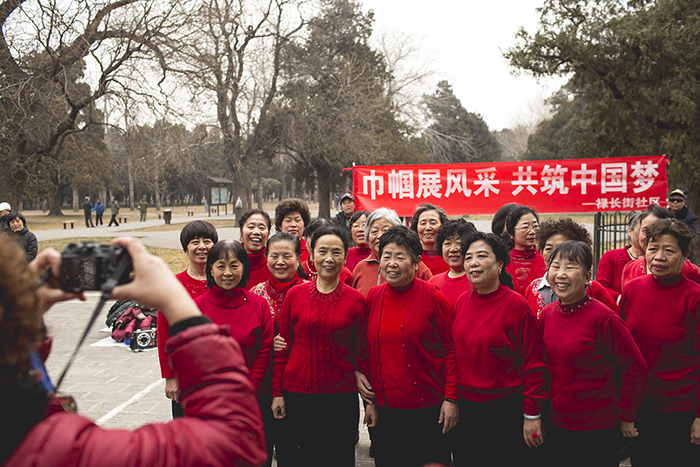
[428, 272, 472, 308]
[506, 248, 546, 296]
[272, 282, 366, 396]
[524, 276, 619, 318]
[540, 298, 647, 430]
[195, 286, 273, 393]
[157, 270, 209, 378]
[596, 246, 634, 301]
[621, 274, 700, 416]
[621, 256, 700, 291]
[352, 252, 433, 296]
[421, 250, 450, 276]
[453, 284, 549, 415]
[302, 259, 353, 286]
[245, 248, 271, 291]
[359, 279, 459, 409]
[346, 245, 371, 272]
[299, 237, 309, 264]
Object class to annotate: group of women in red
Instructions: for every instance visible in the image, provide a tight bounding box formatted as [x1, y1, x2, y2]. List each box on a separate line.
[156, 198, 700, 467]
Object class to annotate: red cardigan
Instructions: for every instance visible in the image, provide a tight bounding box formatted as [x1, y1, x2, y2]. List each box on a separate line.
[596, 246, 634, 301]
[621, 256, 700, 291]
[452, 284, 549, 416]
[428, 272, 472, 308]
[195, 286, 273, 393]
[506, 248, 546, 296]
[272, 282, 366, 396]
[421, 250, 450, 276]
[157, 270, 209, 378]
[621, 274, 700, 416]
[359, 279, 459, 409]
[245, 248, 271, 291]
[540, 298, 647, 430]
[351, 252, 433, 296]
[346, 245, 371, 272]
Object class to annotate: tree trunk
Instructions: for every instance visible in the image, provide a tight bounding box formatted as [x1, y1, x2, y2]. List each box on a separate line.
[291, 177, 296, 198]
[0, 166, 26, 209]
[72, 188, 79, 212]
[128, 158, 135, 210]
[154, 174, 162, 211]
[257, 169, 264, 210]
[317, 178, 331, 220]
[48, 175, 64, 216]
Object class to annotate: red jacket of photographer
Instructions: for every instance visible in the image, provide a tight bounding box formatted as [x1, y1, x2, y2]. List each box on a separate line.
[5, 322, 267, 467]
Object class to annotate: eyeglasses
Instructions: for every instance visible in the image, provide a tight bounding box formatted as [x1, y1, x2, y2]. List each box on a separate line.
[668, 198, 685, 203]
[516, 224, 538, 232]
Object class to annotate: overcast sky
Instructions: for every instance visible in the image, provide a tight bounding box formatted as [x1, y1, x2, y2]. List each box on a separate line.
[361, 0, 568, 131]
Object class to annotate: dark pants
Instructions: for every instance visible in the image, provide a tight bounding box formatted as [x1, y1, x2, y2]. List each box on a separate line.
[84, 213, 94, 227]
[171, 400, 184, 418]
[543, 424, 619, 467]
[283, 391, 358, 467]
[454, 393, 540, 467]
[258, 391, 297, 467]
[95, 213, 103, 225]
[373, 403, 451, 467]
[108, 214, 119, 226]
[629, 405, 700, 466]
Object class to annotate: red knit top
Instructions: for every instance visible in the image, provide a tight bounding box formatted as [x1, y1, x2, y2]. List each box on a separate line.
[245, 248, 271, 291]
[421, 250, 450, 276]
[596, 246, 634, 301]
[302, 259, 353, 286]
[346, 245, 371, 272]
[524, 276, 619, 318]
[352, 252, 433, 296]
[506, 248, 546, 296]
[621, 274, 700, 416]
[428, 272, 472, 308]
[157, 270, 209, 378]
[621, 256, 700, 291]
[272, 281, 366, 396]
[452, 284, 549, 415]
[540, 297, 647, 430]
[195, 286, 273, 393]
[299, 238, 309, 264]
[359, 279, 459, 409]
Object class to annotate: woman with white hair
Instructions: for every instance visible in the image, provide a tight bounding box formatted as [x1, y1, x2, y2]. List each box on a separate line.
[351, 208, 432, 296]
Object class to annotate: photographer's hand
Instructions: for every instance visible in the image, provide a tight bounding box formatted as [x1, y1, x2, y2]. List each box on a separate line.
[109, 237, 201, 327]
[29, 248, 85, 314]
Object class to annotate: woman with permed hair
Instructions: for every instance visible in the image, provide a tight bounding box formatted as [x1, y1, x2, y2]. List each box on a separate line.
[274, 198, 312, 264]
[428, 219, 477, 307]
[523, 217, 618, 318]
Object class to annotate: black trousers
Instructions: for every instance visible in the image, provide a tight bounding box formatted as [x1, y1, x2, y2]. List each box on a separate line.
[283, 391, 358, 467]
[629, 405, 700, 466]
[543, 424, 619, 467]
[372, 403, 451, 467]
[95, 213, 103, 225]
[84, 213, 94, 227]
[171, 400, 183, 418]
[108, 214, 119, 226]
[453, 393, 540, 467]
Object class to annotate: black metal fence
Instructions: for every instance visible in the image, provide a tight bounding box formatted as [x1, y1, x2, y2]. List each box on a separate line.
[593, 211, 635, 276]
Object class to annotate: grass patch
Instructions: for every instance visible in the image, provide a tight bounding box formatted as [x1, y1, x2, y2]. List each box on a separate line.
[38, 238, 188, 273]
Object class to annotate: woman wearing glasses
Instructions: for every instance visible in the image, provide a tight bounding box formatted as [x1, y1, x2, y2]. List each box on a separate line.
[504, 206, 546, 296]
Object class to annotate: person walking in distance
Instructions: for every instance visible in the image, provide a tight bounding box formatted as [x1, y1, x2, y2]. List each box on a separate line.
[108, 197, 120, 227]
[139, 197, 149, 222]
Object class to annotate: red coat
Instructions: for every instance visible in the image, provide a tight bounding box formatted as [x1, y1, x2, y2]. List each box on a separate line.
[6, 324, 267, 467]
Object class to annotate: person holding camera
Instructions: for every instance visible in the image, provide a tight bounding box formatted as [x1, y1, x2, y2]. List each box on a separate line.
[0, 235, 267, 466]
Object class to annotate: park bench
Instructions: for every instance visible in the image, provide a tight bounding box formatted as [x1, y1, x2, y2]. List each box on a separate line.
[186, 210, 195, 216]
[62, 220, 76, 229]
[118, 216, 128, 223]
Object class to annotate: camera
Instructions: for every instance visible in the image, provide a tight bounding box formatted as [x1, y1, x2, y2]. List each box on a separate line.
[130, 328, 157, 351]
[60, 241, 133, 292]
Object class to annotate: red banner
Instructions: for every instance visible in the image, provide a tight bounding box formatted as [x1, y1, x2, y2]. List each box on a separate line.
[352, 156, 669, 216]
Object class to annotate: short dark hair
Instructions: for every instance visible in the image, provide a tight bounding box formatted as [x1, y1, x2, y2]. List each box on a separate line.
[205, 240, 250, 289]
[536, 218, 591, 252]
[180, 221, 218, 253]
[274, 198, 311, 232]
[309, 225, 350, 257]
[238, 209, 271, 231]
[645, 218, 695, 257]
[436, 219, 477, 257]
[303, 218, 331, 241]
[506, 205, 539, 238]
[378, 225, 422, 265]
[550, 240, 593, 273]
[409, 203, 449, 233]
[492, 203, 519, 235]
[6, 211, 27, 228]
[638, 204, 673, 224]
[461, 231, 514, 290]
[350, 210, 370, 225]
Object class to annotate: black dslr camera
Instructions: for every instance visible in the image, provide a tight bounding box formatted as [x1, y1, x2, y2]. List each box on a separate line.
[60, 241, 133, 292]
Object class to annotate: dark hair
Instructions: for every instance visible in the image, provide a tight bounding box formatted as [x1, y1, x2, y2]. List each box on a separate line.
[492, 203, 519, 235]
[506, 205, 539, 238]
[645, 218, 695, 257]
[205, 240, 250, 289]
[238, 209, 271, 231]
[350, 210, 370, 225]
[180, 221, 219, 253]
[436, 219, 477, 257]
[274, 198, 311, 232]
[303, 218, 331, 240]
[536, 218, 591, 252]
[309, 225, 350, 257]
[638, 204, 673, 224]
[550, 240, 593, 274]
[409, 204, 449, 233]
[265, 232, 309, 280]
[461, 231, 514, 290]
[378, 226, 423, 264]
[6, 211, 27, 228]
[628, 213, 641, 230]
